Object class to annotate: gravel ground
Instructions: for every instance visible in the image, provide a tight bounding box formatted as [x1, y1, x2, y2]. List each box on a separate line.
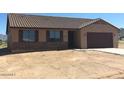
[0, 50, 124, 79]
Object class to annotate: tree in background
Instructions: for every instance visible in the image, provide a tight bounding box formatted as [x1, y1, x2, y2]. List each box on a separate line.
[0, 39, 2, 45]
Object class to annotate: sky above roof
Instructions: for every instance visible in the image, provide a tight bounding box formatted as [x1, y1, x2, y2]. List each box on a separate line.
[0, 13, 124, 35]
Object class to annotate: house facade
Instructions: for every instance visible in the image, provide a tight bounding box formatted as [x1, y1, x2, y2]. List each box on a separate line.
[7, 14, 119, 52]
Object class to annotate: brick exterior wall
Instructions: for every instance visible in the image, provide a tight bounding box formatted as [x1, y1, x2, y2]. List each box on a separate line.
[8, 28, 68, 52]
[10, 42, 68, 52]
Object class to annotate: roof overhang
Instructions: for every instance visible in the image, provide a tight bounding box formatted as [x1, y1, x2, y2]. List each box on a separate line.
[79, 18, 120, 31]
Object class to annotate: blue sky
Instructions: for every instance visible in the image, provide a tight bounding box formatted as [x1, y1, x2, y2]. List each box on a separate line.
[0, 13, 124, 35]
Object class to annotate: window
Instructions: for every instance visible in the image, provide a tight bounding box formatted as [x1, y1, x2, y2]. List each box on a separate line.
[21, 29, 37, 42]
[48, 30, 62, 42]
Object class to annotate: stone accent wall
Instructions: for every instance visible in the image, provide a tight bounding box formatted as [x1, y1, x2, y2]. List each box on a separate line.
[10, 42, 68, 52]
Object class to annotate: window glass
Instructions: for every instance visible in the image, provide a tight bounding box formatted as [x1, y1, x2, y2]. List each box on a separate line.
[29, 31, 35, 42]
[22, 30, 36, 42]
[50, 31, 55, 38]
[23, 31, 29, 41]
[55, 32, 60, 39]
[49, 30, 61, 41]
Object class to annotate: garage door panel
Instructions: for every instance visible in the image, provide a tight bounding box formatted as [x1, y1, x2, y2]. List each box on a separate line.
[87, 32, 113, 48]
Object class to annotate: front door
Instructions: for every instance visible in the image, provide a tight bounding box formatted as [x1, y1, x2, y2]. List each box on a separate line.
[68, 31, 75, 48]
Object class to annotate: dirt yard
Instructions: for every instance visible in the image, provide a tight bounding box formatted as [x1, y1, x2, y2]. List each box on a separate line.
[0, 49, 124, 79]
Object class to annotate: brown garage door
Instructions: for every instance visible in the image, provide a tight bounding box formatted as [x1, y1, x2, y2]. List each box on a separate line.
[87, 32, 113, 48]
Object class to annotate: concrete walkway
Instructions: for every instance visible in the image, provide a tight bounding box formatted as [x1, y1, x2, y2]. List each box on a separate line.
[75, 48, 124, 56]
[91, 48, 124, 56]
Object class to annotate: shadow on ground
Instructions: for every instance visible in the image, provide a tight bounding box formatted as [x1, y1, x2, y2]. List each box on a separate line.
[0, 48, 65, 56]
[0, 48, 36, 56]
[0, 48, 11, 56]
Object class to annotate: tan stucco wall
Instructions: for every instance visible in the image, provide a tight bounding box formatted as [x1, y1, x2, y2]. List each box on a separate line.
[80, 23, 119, 48]
[63, 30, 68, 42]
[9, 28, 19, 42]
[7, 28, 11, 49]
[8, 28, 19, 49]
[9, 28, 69, 43]
[38, 29, 68, 42]
[39, 29, 46, 42]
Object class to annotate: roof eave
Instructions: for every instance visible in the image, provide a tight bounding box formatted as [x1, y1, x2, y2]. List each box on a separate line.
[9, 26, 80, 30]
[79, 18, 120, 31]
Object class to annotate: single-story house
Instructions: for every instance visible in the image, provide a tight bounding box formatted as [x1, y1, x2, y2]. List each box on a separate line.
[7, 14, 119, 52]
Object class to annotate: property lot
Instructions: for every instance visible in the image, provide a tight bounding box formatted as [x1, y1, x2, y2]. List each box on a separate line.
[0, 41, 124, 79]
[0, 50, 124, 79]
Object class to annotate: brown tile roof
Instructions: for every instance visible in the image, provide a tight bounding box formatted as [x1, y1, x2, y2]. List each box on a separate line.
[8, 13, 97, 29]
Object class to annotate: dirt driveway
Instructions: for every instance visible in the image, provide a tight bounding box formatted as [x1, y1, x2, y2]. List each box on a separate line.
[0, 50, 124, 79]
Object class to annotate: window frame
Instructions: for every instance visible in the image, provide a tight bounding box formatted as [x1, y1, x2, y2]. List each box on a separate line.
[47, 30, 63, 42]
[20, 29, 38, 42]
